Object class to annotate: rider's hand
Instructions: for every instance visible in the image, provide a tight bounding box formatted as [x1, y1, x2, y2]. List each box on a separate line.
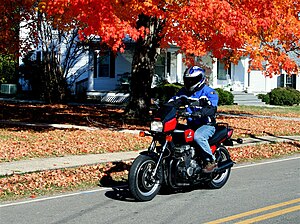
[191, 111, 202, 118]
[199, 96, 211, 106]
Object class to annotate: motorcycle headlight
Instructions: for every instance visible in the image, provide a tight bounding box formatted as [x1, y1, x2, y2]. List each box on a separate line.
[150, 121, 163, 132]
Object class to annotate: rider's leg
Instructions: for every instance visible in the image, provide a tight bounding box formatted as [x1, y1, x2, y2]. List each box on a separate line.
[194, 125, 216, 161]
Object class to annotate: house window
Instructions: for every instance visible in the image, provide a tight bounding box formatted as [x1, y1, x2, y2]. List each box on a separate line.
[217, 60, 231, 80]
[93, 50, 115, 78]
[155, 54, 166, 78]
[285, 74, 296, 89]
[94, 51, 110, 78]
[286, 75, 292, 87]
[282, 74, 296, 88]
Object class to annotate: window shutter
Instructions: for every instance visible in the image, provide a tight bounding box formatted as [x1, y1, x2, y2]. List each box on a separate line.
[93, 52, 98, 78]
[280, 74, 284, 87]
[110, 53, 115, 78]
[292, 74, 296, 89]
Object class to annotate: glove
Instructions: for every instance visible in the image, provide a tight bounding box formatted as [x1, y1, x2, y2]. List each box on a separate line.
[191, 111, 202, 118]
[199, 96, 211, 106]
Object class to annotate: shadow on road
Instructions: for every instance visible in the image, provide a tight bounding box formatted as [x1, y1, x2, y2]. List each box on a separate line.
[105, 187, 135, 202]
[263, 132, 300, 143]
[98, 161, 135, 202]
[248, 133, 300, 147]
[100, 162, 209, 202]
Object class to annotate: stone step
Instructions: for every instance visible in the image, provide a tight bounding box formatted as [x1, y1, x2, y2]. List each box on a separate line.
[232, 91, 265, 106]
[235, 101, 266, 106]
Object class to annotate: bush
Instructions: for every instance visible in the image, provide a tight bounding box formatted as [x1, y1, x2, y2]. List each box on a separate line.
[215, 88, 234, 105]
[151, 85, 234, 106]
[257, 93, 270, 104]
[151, 83, 183, 103]
[269, 87, 300, 106]
[0, 54, 17, 85]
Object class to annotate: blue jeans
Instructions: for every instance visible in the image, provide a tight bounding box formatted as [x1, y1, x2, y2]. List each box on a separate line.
[194, 125, 216, 161]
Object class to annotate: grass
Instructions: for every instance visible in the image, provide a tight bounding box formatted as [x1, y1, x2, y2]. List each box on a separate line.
[219, 105, 300, 117]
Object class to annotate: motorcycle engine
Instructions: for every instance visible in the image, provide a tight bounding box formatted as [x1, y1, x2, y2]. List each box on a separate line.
[174, 145, 200, 179]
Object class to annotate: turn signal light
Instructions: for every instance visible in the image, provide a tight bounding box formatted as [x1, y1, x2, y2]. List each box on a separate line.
[227, 129, 233, 138]
[139, 131, 145, 137]
[166, 135, 173, 142]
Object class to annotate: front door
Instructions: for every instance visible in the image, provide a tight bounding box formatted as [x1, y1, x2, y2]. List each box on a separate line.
[217, 59, 232, 88]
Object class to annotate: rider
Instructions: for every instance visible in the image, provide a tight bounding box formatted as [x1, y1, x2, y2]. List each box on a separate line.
[170, 66, 219, 173]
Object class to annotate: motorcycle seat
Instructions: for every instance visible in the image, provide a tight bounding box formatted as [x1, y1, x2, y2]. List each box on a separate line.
[175, 123, 190, 130]
[208, 125, 228, 145]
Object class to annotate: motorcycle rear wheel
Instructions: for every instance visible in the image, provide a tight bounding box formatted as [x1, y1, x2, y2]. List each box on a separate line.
[128, 155, 162, 201]
[207, 146, 231, 189]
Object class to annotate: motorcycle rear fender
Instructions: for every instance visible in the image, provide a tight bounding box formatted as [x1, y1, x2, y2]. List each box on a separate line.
[223, 139, 234, 146]
[210, 145, 217, 154]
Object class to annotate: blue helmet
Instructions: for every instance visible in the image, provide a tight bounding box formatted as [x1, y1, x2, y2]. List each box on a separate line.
[183, 66, 206, 92]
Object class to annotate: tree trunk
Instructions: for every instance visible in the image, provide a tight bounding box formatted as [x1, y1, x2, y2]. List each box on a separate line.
[126, 14, 164, 119]
[40, 52, 68, 103]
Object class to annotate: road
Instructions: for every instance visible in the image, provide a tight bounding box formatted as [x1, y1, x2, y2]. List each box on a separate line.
[1, 156, 299, 224]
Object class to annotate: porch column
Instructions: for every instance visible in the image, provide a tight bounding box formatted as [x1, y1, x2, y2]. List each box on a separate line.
[211, 58, 218, 88]
[243, 57, 250, 92]
[87, 48, 94, 92]
[176, 53, 183, 83]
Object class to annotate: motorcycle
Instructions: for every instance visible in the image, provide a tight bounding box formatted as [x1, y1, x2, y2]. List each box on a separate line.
[128, 95, 243, 201]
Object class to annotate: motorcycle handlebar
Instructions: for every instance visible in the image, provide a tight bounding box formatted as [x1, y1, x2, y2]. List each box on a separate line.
[177, 110, 202, 118]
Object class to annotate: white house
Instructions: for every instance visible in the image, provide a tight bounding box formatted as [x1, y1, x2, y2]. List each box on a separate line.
[18, 18, 300, 98]
[78, 44, 300, 99]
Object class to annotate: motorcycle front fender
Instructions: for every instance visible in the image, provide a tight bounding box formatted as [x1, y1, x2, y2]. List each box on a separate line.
[139, 151, 159, 160]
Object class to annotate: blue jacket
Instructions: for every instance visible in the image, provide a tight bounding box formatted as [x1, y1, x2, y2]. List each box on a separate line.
[174, 85, 219, 126]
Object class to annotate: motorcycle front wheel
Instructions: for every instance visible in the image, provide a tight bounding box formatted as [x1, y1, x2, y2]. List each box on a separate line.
[128, 155, 162, 201]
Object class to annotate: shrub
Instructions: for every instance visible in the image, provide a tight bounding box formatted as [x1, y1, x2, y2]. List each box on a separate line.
[257, 93, 270, 104]
[151, 83, 183, 103]
[215, 88, 234, 105]
[269, 87, 300, 106]
[152, 85, 234, 105]
[0, 54, 17, 85]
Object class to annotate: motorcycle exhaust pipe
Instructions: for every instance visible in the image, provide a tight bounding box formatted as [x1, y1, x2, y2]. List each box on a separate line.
[214, 160, 235, 173]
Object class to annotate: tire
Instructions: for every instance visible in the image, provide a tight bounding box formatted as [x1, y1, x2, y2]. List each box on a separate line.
[128, 155, 162, 201]
[207, 146, 231, 189]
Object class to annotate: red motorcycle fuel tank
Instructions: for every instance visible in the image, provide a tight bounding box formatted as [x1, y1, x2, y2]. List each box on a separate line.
[164, 118, 177, 132]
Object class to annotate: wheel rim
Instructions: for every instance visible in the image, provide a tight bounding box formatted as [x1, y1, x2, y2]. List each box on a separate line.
[212, 149, 230, 184]
[212, 169, 229, 184]
[136, 160, 160, 197]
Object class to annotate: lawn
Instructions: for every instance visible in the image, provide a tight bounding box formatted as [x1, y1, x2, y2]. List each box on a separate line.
[218, 105, 300, 118]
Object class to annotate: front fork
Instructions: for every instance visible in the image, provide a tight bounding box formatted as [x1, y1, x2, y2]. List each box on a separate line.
[148, 139, 168, 180]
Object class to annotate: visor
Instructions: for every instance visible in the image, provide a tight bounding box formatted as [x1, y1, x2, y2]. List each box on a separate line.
[183, 75, 203, 89]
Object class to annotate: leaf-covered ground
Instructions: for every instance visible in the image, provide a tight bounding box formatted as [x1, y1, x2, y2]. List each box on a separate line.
[0, 103, 299, 162]
[0, 102, 299, 201]
[0, 126, 152, 163]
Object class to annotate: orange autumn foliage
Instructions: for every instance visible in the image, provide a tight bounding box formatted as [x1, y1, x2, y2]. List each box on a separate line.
[1, 0, 299, 74]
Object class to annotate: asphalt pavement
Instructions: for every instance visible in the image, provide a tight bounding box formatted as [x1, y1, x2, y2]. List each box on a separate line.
[1, 156, 299, 224]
